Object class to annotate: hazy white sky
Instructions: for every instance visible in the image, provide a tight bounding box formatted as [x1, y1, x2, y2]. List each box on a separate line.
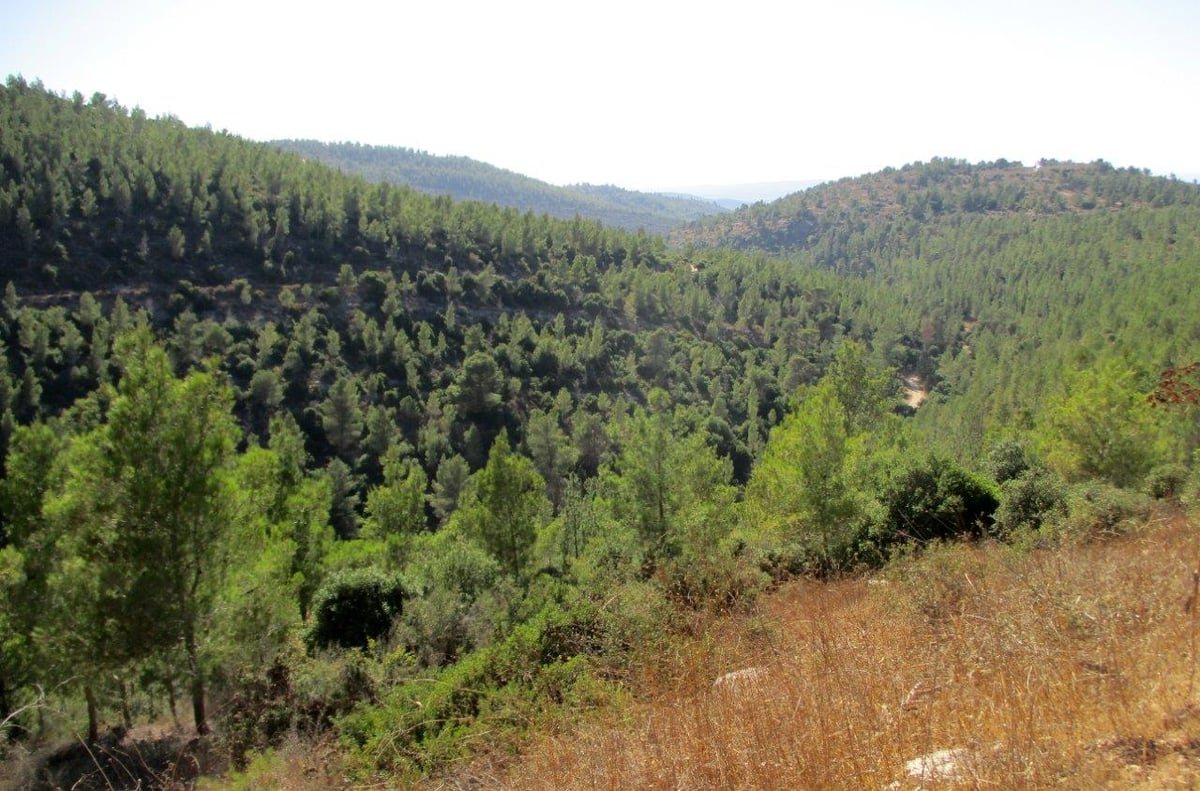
[3, 0, 1198, 191]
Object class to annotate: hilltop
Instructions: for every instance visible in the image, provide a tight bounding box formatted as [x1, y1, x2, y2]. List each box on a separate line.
[271, 140, 728, 234]
[670, 157, 1199, 257]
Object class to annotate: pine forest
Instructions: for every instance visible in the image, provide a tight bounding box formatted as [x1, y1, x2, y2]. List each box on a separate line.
[2, 76, 1200, 788]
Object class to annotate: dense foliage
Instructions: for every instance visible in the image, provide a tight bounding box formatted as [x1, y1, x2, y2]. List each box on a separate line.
[675, 157, 1200, 462]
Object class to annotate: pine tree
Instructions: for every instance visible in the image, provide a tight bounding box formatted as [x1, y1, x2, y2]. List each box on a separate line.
[48, 330, 239, 735]
[319, 374, 364, 461]
[456, 434, 547, 579]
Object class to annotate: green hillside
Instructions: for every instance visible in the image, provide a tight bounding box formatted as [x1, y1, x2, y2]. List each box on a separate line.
[3, 78, 1200, 788]
[0, 78, 846, 481]
[670, 157, 1197, 255]
[271, 139, 727, 234]
[673, 157, 1200, 458]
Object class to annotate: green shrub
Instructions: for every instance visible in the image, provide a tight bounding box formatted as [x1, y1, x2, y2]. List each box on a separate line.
[1056, 482, 1152, 540]
[750, 528, 881, 580]
[337, 600, 631, 777]
[877, 454, 1000, 549]
[983, 437, 1031, 484]
[394, 534, 511, 667]
[1144, 462, 1190, 500]
[217, 647, 377, 771]
[307, 568, 405, 651]
[992, 468, 1068, 538]
[661, 542, 768, 611]
[1181, 466, 1200, 513]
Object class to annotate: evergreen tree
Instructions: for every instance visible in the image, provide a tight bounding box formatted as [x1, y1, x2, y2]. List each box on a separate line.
[48, 330, 239, 735]
[1037, 361, 1166, 488]
[0, 423, 67, 729]
[455, 434, 547, 580]
[319, 374, 364, 462]
[363, 446, 429, 566]
[524, 408, 577, 512]
[431, 453, 471, 525]
[744, 378, 867, 570]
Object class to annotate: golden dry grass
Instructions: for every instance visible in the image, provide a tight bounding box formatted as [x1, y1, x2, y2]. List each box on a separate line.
[498, 513, 1200, 790]
[196, 733, 351, 791]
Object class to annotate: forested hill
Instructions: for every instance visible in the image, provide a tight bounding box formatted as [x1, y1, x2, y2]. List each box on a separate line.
[0, 75, 854, 486]
[0, 81, 866, 756]
[667, 157, 1200, 462]
[670, 157, 1200, 258]
[271, 139, 728, 234]
[0, 79, 674, 294]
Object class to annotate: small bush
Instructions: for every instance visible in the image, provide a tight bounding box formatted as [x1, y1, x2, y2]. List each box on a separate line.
[1181, 467, 1200, 513]
[877, 455, 1000, 549]
[983, 438, 1031, 484]
[219, 656, 351, 771]
[661, 546, 768, 611]
[1144, 462, 1190, 500]
[887, 540, 992, 627]
[1056, 482, 1152, 540]
[755, 541, 812, 583]
[337, 600, 630, 777]
[992, 468, 1068, 538]
[751, 528, 881, 580]
[394, 535, 510, 668]
[306, 568, 405, 651]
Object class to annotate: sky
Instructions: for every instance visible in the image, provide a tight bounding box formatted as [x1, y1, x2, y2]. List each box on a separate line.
[3, 0, 1199, 194]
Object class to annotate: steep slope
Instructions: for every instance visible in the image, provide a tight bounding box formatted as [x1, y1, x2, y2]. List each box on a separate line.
[502, 512, 1200, 790]
[271, 139, 727, 234]
[0, 76, 851, 484]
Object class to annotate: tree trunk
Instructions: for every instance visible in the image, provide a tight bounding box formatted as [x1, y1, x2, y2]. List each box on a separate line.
[184, 629, 207, 735]
[190, 678, 206, 735]
[84, 684, 99, 744]
[166, 676, 179, 728]
[118, 678, 132, 730]
[190, 675, 207, 736]
[0, 673, 10, 736]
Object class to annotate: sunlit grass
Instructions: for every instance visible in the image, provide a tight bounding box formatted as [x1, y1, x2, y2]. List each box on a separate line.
[498, 512, 1200, 789]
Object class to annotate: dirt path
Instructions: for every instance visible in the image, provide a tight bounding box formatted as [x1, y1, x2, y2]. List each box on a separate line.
[902, 372, 927, 409]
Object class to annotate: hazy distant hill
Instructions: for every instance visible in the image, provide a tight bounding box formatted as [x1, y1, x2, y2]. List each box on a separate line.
[271, 139, 727, 234]
[669, 157, 1198, 255]
[669, 156, 1200, 456]
[666, 180, 825, 208]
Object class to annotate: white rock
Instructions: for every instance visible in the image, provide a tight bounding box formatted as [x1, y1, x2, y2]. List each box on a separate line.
[712, 666, 769, 690]
[904, 747, 973, 783]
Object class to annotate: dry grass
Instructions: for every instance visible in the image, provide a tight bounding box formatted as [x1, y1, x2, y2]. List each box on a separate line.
[497, 512, 1200, 789]
[196, 732, 351, 791]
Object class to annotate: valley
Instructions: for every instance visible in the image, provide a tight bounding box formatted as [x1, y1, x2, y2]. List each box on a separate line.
[1, 76, 1199, 788]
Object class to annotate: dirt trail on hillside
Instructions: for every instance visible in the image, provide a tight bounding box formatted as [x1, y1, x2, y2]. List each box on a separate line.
[902, 372, 927, 409]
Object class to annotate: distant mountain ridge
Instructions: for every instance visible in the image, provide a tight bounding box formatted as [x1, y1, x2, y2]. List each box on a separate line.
[669, 157, 1199, 256]
[270, 139, 728, 234]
